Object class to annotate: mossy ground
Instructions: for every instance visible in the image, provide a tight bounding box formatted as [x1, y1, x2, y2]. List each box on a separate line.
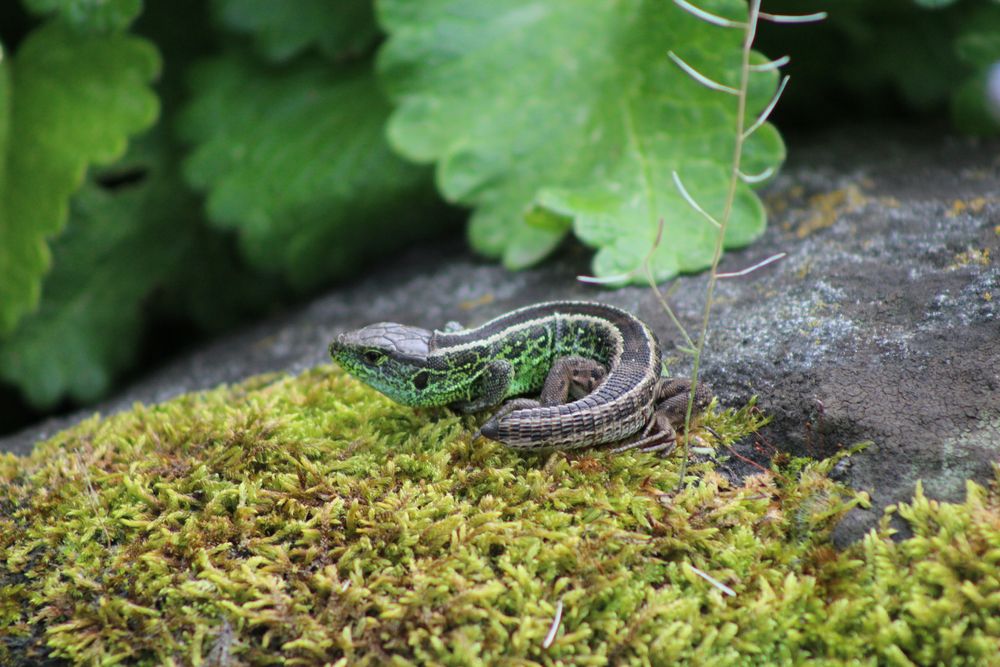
[0, 367, 998, 666]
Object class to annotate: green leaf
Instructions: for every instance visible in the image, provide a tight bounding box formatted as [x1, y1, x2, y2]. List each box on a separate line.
[179, 54, 451, 290]
[951, 5, 1000, 135]
[913, 0, 958, 8]
[155, 227, 285, 334]
[212, 0, 378, 62]
[951, 72, 1000, 135]
[22, 0, 143, 32]
[956, 30, 1000, 68]
[0, 139, 182, 407]
[377, 0, 784, 281]
[0, 22, 159, 335]
[0, 126, 287, 408]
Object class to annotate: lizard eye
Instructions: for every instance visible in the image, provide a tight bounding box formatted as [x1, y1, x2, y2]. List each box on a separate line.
[413, 370, 429, 390]
[363, 350, 384, 365]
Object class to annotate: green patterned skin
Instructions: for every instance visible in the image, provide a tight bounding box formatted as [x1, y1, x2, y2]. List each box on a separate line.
[328, 322, 472, 407]
[329, 307, 616, 409]
[329, 301, 675, 450]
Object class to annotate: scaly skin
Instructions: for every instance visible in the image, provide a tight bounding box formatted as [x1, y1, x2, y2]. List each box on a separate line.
[329, 301, 710, 451]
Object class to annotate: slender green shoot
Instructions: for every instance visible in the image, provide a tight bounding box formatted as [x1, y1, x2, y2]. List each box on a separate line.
[663, 0, 824, 489]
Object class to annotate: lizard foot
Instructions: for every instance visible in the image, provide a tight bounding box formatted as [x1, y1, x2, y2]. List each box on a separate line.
[610, 411, 678, 454]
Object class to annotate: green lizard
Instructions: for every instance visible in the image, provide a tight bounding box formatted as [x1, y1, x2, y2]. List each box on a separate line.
[329, 301, 710, 452]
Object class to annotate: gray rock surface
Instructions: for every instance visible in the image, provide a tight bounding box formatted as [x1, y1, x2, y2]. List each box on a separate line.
[3, 124, 998, 544]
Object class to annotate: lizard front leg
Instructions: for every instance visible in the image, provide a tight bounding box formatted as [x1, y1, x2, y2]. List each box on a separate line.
[449, 359, 514, 414]
[538, 356, 607, 406]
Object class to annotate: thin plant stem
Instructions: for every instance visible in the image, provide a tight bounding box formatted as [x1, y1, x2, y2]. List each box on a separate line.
[644, 219, 696, 350]
[580, 217, 695, 350]
[674, 0, 761, 491]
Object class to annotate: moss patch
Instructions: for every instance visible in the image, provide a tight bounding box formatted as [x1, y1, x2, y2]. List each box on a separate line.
[1, 367, 998, 665]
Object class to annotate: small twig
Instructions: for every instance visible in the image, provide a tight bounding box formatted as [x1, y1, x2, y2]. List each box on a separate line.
[577, 272, 633, 285]
[643, 219, 696, 349]
[543, 599, 564, 649]
[752, 428, 779, 461]
[738, 166, 775, 184]
[748, 55, 790, 72]
[689, 564, 736, 596]
[758, 11, 828, 23]
[716, 252, 785, 278]
[668, 52, 740, 95]
[723, 441, 771, 476]
[577, 217, 696, 350]
[206, 619, 234, 667]
[673, 0, 746, 28]
[578, 217, 667, 286]
[742, 75, 790, 140]
[672, 171, 722, 227]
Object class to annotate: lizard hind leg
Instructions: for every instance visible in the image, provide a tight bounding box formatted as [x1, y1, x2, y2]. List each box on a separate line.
[610, 378, 712, 455]
[610, 411, 677, 454]
[655, 378, 712, 423]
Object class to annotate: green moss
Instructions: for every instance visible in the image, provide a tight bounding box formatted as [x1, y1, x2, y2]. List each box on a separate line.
[1, 367, 998, 665]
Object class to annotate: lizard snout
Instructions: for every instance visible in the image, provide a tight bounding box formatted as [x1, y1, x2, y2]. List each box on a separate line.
[328, 334, 347, 356]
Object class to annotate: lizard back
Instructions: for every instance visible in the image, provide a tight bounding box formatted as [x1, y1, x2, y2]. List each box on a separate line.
[433, 301, 663, 449]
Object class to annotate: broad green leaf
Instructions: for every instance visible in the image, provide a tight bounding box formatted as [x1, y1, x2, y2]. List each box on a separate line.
[156, 227, 285, 334]
[0, 22, 159, 335]
[951, 5, 1000, 135]
[0, 139, 182, 407]
[0, 129, 277, 408]
[956, 30, 1000, 68]
[212, 0, 378, 63]
[22, 0, 142, 32]
[952, 72, 1000, 135]
[377, 0, 784, 282]
[759, 0, 1000, 134]
[179, 54, 451, 290]
[135, 2, 282, 332]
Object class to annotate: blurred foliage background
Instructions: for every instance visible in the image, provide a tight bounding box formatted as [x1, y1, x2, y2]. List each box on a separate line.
[0, 0, 998, 435]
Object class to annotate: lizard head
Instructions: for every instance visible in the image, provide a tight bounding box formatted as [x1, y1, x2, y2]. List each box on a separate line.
[329, 323, 445, 406]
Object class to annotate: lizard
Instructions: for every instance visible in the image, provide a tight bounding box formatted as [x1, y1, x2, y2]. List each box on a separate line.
[328, 300, 711, 452]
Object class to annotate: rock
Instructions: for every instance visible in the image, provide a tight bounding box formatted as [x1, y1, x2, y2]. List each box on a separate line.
[3, 123, 997, 544]
[695, 125, 999, 545]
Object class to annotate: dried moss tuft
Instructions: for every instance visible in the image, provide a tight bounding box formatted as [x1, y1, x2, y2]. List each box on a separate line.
[1, 367, 998, 665]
